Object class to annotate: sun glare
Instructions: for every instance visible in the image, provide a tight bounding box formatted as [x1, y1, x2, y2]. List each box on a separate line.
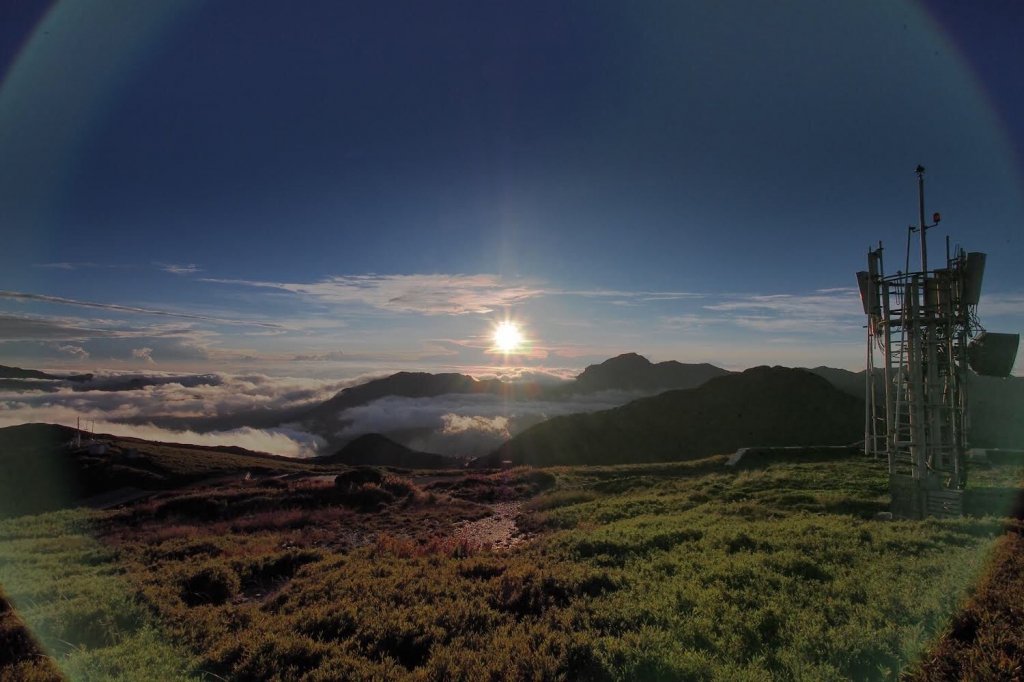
[493, 321, 523, 354]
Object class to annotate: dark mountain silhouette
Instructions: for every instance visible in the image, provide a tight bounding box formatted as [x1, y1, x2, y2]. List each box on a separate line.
[965, 373, 1024, 448]
[0, 423, 313, 518]
[300, 355, 732, 445]
[304, 355, 732, 426]
[315, 433, 456, 469]
[482, 366, 863, 467]
[0, 424, 83, 517]
[806, 366, 868, 398]
[0, 365, 56, 380]
[299, 372, 540, 435]
[0, 422, 78, 452]
[806, 366, 1024, 448]
[569, 353, 732, 393]
[0, 364, 93, 382]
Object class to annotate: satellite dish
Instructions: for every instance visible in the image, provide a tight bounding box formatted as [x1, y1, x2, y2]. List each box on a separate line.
[968, 332, 1020, 378]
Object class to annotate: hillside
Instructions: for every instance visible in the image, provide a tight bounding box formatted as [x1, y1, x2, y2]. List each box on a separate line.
[0, 423, 321, 517]
[806, 365, 869, 398]
[0, 365, 56, 380]
[968, 373, 1024, 448]
[0, 364, 93, 391]
[486, 366, 863, 466]
[316, 433, 458, 469]
[806, 367, 1024, 448]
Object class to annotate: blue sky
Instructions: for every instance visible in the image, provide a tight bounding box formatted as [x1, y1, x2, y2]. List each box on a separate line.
[1, 0, 1022, 378]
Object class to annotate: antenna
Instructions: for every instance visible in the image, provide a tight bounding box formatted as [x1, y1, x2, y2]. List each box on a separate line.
[913, 165, 942, 274]
[916, 165, 928, 273]
[857, 165, 1019, 519]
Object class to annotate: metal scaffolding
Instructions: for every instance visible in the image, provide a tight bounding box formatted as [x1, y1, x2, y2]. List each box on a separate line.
[859, 166, 992, 518]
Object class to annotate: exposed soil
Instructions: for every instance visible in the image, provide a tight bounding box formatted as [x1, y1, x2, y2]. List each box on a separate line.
[450, 502, 529, 550]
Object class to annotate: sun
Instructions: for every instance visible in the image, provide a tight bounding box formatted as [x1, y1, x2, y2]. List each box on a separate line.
[493, 320, 523, 354]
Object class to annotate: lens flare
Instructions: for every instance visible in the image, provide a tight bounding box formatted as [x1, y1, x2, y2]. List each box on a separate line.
[493, 321, 523, 354]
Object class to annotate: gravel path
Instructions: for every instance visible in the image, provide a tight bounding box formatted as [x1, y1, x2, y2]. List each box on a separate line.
[451, 501, 528, 551]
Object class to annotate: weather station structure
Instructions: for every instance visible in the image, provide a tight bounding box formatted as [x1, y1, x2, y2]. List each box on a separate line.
[858, 166, 1019, 519]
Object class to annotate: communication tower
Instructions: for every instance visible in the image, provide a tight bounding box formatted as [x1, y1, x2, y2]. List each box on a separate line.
[858, 166, 1019, 519]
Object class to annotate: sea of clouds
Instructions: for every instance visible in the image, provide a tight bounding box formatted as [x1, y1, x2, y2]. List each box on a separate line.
[331, 390, 648, 457]
[1, 369, 653, 458]
[0, 370, 356, 457]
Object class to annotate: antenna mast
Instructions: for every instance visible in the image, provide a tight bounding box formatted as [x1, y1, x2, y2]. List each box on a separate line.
[917, 164, 928, 274]
[857, 165, 1019, 518]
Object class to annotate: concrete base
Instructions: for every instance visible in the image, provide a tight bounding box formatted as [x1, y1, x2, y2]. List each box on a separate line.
[890, 473, 963, 519]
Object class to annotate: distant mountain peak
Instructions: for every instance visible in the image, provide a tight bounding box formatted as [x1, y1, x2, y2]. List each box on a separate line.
[607, 352, 651, 364]
[573, 352, 730, 392]
[317, 432, 456, 469]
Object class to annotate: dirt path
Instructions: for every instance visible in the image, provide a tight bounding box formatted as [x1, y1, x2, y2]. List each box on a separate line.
[450, 501, 528, 551]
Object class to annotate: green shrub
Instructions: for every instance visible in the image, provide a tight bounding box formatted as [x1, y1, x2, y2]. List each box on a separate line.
[524, 489, 598, 512]
[334, 468, 385, 489]
[381, 475, 421, 499]
[180, 562, 240, 606]
[157, 495, 228, 521]
[231, 632, 328, 680]
[336, 483, 395, 511]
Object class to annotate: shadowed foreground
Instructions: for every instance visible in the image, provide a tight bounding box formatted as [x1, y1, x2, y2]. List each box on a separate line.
[1, 455, 1022, 680]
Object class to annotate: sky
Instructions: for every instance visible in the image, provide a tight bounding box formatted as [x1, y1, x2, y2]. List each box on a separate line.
[1, 0, 1023, 380]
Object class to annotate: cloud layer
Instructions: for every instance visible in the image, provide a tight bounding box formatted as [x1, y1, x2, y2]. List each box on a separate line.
[0, 371, 353, 457]
[332, 390, 651, 457]
[202, 273, 545, 315]
[0, 290, 284, 328]
[0, 366, 659, 459]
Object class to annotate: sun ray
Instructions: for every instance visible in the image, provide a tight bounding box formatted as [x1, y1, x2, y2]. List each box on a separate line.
[493, 320, 523, 354]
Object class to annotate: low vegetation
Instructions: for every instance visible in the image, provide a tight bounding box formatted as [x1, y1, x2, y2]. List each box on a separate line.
[910, 520, 1024, 680]
[1, 453, 1021, 680]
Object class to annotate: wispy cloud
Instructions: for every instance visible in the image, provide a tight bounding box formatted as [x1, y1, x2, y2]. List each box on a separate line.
[0, 313, 209, 342]
[157, 262, 202, 275]
[729, 315, 859, 334]
[34, 262, 81, 270]
[290, 350, 347, 362]
[979, 292, 1024, 319]
[202, 274, 545, 315]
[132, 347, 156, 364]
[701, 288, 863, 335]
[551, 289, 704, 302]
[0, 290, 285, 329]
[0, 314, 117, 341]
[659, 314, 713, 331]
[33, 262, 135, 270]
[56, 344, 89, 359]
[702, 288, 861, 316]
[201, 273, 708, 315]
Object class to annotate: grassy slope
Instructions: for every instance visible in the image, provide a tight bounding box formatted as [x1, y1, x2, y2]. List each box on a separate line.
[2, 454, 1021, 680]
[0, 510, 195, 681]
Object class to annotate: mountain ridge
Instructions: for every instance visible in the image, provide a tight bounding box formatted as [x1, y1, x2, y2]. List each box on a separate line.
[481, 366, 863, 467]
